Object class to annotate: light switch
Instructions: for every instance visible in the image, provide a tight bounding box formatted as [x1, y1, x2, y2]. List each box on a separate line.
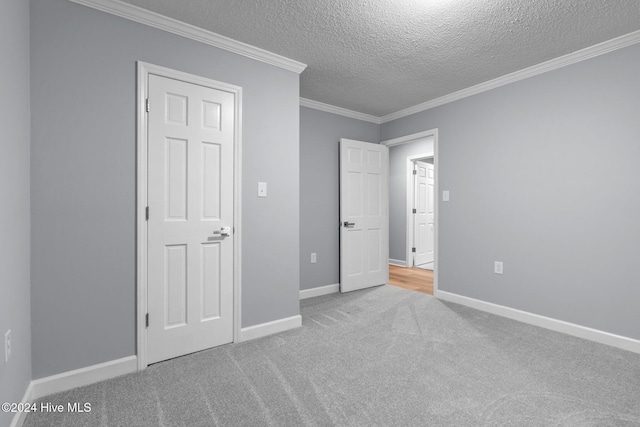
[258, 182, 267, 198]
[442, 190, 450, 202]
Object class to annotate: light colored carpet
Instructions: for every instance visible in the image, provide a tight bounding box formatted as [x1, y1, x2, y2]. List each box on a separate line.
[23, 285, 640, 426]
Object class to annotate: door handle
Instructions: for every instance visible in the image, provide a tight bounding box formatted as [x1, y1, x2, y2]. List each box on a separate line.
[213, 227, 231, 237]
[343, 221, 355, 228]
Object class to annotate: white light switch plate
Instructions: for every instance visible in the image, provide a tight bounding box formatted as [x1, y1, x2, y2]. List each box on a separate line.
[442, 190, 450, 202]
[494, 261, 504, 275]
[258, 182, 267, 198]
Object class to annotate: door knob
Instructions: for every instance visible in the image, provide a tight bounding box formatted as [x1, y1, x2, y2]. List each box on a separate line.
[213, 226, 231, 237]
[343, 221, 355, 228]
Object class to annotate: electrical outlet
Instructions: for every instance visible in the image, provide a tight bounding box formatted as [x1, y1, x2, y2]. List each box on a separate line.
[494, 261, 504, 275]
[5, 330, 11, 363]
[311, 253, 317, 263]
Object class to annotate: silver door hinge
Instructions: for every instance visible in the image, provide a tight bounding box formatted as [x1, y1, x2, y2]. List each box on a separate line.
[145, 313, 149, 328]
[412, 208, 416, 214]
[145, 98, 150, 113]
[412, 247, 416, 253]
[145, 206, 149, 221]
[413, 169, 417, 175]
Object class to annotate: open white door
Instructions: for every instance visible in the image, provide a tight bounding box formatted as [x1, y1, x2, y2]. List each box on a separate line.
[413, 161, 434, 267]
[340, 139, 389, 292]
[146, 73, 235, 364]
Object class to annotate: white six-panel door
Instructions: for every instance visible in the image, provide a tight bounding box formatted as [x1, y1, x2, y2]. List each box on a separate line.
[147, 74, 234, 364]
[413, 161, 434, 267]
[340, 139, 389, 292]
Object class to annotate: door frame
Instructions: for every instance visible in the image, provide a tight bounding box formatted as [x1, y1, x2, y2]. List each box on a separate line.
[136, 62, 243, 370]
[381, 129, 439, 293]
[409, 156, 434, 267]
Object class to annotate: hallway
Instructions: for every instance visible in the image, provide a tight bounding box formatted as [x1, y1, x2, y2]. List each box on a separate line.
[388, 264, 433, 295]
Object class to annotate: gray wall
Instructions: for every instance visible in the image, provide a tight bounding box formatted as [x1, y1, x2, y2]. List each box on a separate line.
[388, 137, 434, 262]
[300, 107, 379, 290]
[381, 43, 640, 340]
[0, 0, 32, 424]
[31, 0, 300, 379]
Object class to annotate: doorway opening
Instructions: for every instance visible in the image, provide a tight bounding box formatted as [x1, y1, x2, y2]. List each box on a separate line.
[381, 129, 438, 296]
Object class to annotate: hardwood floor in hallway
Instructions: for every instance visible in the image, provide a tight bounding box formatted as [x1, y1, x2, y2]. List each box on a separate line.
[388, 264, 434, 295]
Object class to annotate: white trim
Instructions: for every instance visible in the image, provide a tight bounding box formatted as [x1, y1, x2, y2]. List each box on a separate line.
[31, 356, 138, 401]
[239, 315, 302, 341]
[10, 356, 137, 426]
[9, 382, 33, 427]
[380, 30, 640, 123]
[436, 291, 640, 354]
[300, 284, 340, 300]
[136, 62, 148, 371]
[433, 131, 439, 294]
[380, 130, 436, 147]
[300, 98, 380, 124]
[136, 62, 243, 369]
[389, 259, 408, 267]
[67, 0, 306, 74]
[233, 81, 244, 349]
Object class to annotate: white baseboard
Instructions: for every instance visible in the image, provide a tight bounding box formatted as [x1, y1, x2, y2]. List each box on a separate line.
[31, 355, 138, 401]
[436, 290, 640, 354]
[299, 283, 340, 300]
[10, 355, 137, 427]
[9, 382, 33, 427]
[389, 259, 408, 267]
[239, 315, 302, 341]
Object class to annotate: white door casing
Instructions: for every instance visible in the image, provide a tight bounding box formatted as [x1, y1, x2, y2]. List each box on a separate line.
[139, 65, 240, 366]
[413, 161, 434, 266]
[425, 162, 435, 265]
[339, 139, 389, 292]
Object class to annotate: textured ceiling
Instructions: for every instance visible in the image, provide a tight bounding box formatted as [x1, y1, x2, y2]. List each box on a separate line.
[118, 0, 640, 117]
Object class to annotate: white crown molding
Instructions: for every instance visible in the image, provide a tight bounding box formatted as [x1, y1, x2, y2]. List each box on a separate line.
[300, 98, 381, 124]
[380, 29, 640, 123]
[68, 0, 640, 123]
[67, 0, 307, 74]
